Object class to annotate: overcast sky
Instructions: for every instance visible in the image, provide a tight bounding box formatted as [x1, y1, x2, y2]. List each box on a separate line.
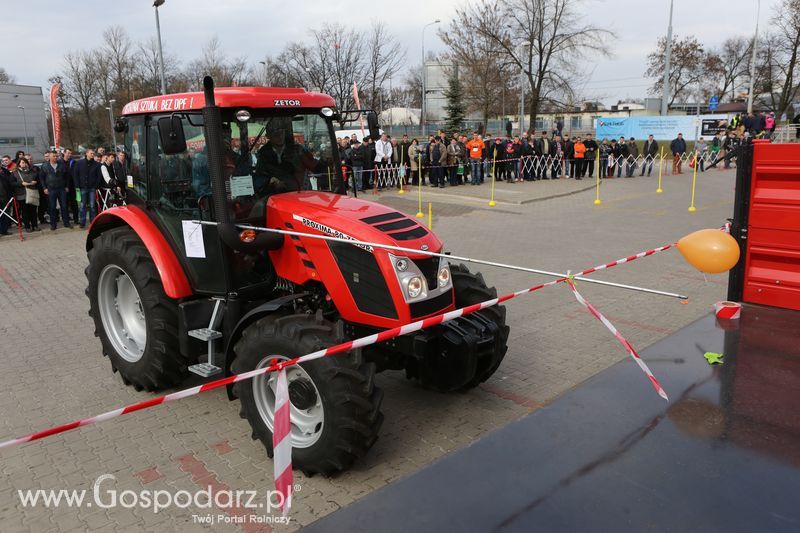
[0, 0, 775, 104]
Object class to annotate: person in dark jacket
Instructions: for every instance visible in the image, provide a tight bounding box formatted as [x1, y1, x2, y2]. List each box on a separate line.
[40, 150, 72, 230]
[564, 137, 575, 177]
[583, 133, 598, 178]
[614, 137, 628, 177]
[536, 131, 554, 180]
[670, 133, 687, 174]
[0, 161, 13, 235]
[72, 149, 100, 228]
[641, 134, 659, 176]
[60, 149, 78, 224]
[348, 139, 366, 191]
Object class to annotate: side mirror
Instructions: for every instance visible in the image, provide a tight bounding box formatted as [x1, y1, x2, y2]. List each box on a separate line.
[366, 111, 381, 141]
[113, 117, 128, 134]
[157, 115, 187, 155]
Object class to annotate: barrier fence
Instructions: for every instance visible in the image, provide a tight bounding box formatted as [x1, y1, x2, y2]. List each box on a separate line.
[335, 150, 732, 192]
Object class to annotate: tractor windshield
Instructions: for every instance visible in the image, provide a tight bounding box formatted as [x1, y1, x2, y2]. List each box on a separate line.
[187, 110, 342, 225]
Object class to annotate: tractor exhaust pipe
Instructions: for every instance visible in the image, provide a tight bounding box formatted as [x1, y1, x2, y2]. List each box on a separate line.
[202, 76, 283, 253]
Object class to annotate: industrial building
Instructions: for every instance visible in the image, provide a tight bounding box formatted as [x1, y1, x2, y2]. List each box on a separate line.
[0, 84, 49, 158]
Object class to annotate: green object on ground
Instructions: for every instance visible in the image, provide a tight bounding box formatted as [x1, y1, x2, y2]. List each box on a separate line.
[76, 189, 81, 202]
[704, 352, 724, 365]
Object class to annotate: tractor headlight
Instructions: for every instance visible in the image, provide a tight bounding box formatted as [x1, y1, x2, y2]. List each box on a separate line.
[321, 107, 334, 117]
[407, 277, 423, 298]
[395, 258, 408, 272]
[235, 109, 251, 122]
[437, 265, 451, 288]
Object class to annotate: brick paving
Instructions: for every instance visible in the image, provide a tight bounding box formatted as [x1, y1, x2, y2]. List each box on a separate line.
[0, 167, 735, 531]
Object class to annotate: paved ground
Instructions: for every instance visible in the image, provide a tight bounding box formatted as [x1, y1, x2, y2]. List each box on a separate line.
[0, 167, 736, 532]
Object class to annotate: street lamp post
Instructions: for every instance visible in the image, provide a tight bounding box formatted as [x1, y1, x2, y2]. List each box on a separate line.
[660, 0, 674, 116]
[259, 60, 268, 86]
[153, 0, 167, 95]
[106, 99, 117, 150]
[421, 19, 441, 138]
[747, 0, 762, 114]
[16, 106, 29, 153]
[519, 43, 531, 137]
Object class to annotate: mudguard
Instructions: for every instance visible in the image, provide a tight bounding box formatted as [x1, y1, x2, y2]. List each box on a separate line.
[87, 205, 193, 299]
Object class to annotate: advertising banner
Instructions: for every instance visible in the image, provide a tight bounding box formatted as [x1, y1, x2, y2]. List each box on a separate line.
[596, 115, 730, 141]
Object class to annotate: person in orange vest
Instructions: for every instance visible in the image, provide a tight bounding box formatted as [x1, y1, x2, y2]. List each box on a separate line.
[572, 136, 586, 180]
[465, 132, 485, 185]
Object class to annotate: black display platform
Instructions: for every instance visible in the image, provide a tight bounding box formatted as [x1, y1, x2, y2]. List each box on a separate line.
[305, 304, 800, 532]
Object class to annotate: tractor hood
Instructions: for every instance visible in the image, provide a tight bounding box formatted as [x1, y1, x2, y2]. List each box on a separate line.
[266, 191, 442, 257]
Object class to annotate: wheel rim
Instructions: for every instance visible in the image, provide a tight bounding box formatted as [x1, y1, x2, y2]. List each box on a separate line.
[253, 355, 324, 448]
[97, 265, 147, 363]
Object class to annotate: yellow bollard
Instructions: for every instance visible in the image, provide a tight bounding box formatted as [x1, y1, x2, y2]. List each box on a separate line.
[688, 150, 698, 212]
[488, 155, 497, 207]
[656, 146, 664, 193]
[593, 149, 602, 205]
[416, 153, 424, 218]
[427, 202, 432, 229]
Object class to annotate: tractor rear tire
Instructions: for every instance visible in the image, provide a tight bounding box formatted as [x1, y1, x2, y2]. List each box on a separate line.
[450, 263, 510, 390]
[86, 227, 188, 391]
[233, 313, 384, 476]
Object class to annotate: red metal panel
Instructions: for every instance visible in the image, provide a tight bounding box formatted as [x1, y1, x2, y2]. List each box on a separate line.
[87, 205, 194, 299]
[121, 87, 336, 116]
[743, 142, 800, 310]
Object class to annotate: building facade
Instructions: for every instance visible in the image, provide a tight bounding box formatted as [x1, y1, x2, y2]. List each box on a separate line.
[0, 84, 49, 158]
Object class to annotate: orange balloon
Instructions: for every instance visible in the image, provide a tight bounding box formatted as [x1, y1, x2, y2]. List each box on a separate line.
[677, 229, 740, 274]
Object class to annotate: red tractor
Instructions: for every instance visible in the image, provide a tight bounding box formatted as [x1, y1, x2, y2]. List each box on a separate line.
[85, 77, 509, 474]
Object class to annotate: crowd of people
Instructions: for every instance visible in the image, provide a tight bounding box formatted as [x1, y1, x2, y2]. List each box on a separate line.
[334, 126, 746, 191]
[0, 148, 126, 237]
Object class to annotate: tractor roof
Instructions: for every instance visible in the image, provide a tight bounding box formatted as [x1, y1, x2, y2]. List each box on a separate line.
[120, 87, 336, 116]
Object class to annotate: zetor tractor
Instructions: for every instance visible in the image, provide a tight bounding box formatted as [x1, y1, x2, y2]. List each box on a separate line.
[85, 77, 509, 475]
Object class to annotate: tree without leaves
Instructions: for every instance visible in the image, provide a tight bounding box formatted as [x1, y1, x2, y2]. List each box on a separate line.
[363, 22, 406, 113]
[0, 67, 16, 84]
[62, 50, 99, 126]
[702, 37, 752, 101]
[646, 35, 706, 106]
[439, 5, 515, 131]
[760, 0, 800, 116]
[101, 26, 137, 102]
[448, 0, 609, 130]
[185, 36, 250, 89]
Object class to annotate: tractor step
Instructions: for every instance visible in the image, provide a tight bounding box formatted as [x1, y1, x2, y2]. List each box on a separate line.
[188, 362, 223, 377]
[188, 328, 223, 342]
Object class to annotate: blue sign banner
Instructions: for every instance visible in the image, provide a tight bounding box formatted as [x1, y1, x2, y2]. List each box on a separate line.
[595, 116, 726, 141]
[709, 96, 719, 111]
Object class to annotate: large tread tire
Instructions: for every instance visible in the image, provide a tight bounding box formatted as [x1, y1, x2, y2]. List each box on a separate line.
[86, 226, 188, 391]
[232, 312, 384, 476]
[451, 263, 510, 389]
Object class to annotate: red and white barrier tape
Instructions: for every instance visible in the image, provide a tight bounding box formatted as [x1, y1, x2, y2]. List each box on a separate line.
[566, 278, 668, 400]
[272, 367, 292, 514]
[0, 240, 676, 451]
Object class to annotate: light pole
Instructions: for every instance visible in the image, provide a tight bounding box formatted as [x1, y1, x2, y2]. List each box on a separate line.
[421, 19, 441, 138]
[746, 0, 761, 114]
[16, 106, 29, 153]
[153, 0, 167, 95]
[660, 0, 674, 116]
[259, 60, 268, 85]
[518, 44, 531, 137]
[106, 99, 117, 150]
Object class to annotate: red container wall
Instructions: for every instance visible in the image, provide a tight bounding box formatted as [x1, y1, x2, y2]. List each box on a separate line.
[743, 142, 800, 310]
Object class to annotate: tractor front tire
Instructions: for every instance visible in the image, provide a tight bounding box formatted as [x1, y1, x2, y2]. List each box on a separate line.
[451, 263, 510, 389]
[233, 313, 384, 476]
[86, 227, 188, 391]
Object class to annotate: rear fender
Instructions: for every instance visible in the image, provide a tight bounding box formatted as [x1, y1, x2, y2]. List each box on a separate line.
[87, 206, 193, 299]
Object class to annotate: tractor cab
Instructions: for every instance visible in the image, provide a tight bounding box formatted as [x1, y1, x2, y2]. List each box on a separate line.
[113, 83, 379, 296]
